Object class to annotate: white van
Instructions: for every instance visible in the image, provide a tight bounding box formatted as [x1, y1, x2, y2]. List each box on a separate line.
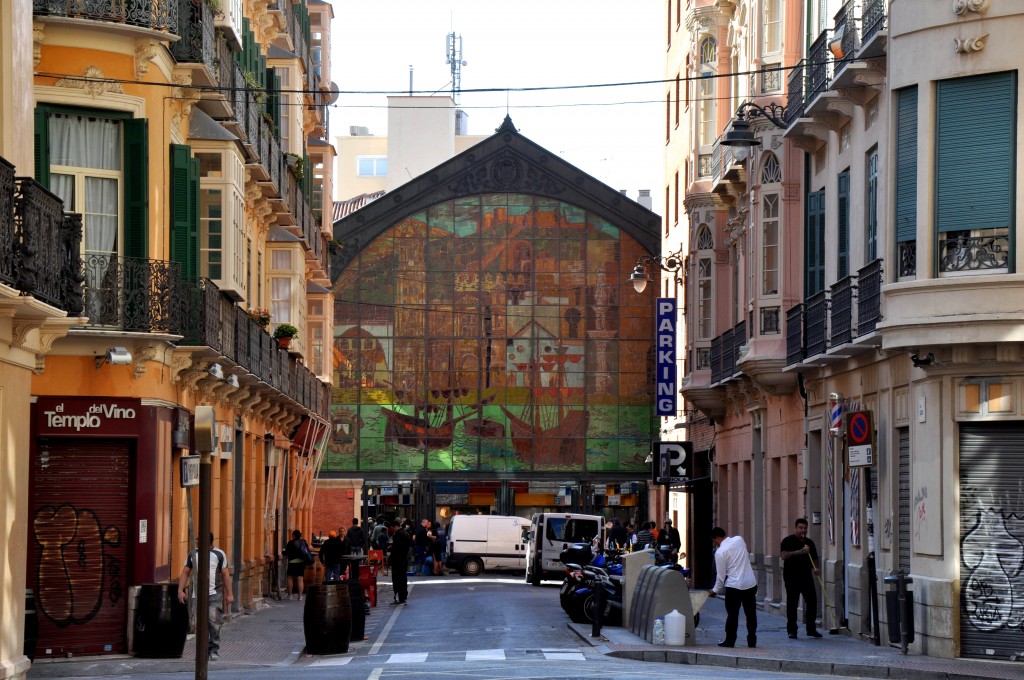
[444, 515, 529, 576]
[523, 513, 604, 585]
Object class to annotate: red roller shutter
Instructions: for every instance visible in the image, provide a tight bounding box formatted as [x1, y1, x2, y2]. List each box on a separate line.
[28, 440, 131, 657]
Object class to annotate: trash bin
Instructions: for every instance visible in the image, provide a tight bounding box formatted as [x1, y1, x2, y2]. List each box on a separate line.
[884, 574, 914, 645]
[303, 583, 351, 655]
[24, 589, 38, 661]
[134, 583, 188, 658]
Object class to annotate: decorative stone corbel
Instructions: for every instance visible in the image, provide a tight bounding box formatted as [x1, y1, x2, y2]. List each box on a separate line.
[954, 0, 990, 16]
[55, 66, 124, 97]
[251, 0, 279, 44]
[954, 34, 989, 53]
[135, 40, 160, 80]
[169, 350, 195, 383]
[132, 344, 159, 380]
[33, 22, 44, 68]
[244, 174, 263, 205]
[171, 72, 201, 130]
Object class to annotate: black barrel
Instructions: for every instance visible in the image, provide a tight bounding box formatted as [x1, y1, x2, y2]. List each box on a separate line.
[303, 584, 352, 655]
[24, 589, 38, 661]
[133, 583, 188, 658]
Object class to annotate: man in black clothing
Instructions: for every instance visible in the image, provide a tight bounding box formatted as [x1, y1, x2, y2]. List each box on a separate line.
[388, 522, 412, 604]
[413, 519, 431, 573]
[607, 518, 629, 551]
[346, 518, 366, 556]
[319, 531, 347, 582]
[662, 519, 683, 561]
[780, 517, 823, 639]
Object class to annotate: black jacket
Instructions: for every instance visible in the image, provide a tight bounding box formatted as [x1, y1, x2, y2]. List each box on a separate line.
[347, 525, 366, 550]
[318, 535, 347, 566]
[388, 528, 412, 567]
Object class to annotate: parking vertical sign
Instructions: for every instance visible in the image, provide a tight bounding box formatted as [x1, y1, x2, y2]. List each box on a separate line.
[656, 297, 677, 417]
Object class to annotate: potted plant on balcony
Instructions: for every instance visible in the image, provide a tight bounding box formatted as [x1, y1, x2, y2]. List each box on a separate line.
[250, 308, 271, 330]
[273, 323, 298, 349]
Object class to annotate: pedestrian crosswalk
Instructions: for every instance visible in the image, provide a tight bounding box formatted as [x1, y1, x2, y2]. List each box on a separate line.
[308, 648, 588, 666]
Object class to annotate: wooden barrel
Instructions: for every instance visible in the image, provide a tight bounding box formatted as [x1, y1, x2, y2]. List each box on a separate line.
[303, 560, 324, 586]
[302, 583, 351, 655]
[133, 584, 188, 658]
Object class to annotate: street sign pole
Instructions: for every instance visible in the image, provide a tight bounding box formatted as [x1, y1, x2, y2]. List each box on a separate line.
[194, 406, 216, 680]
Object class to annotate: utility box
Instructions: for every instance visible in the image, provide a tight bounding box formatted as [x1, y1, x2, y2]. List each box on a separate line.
[620, 549, 655, 625]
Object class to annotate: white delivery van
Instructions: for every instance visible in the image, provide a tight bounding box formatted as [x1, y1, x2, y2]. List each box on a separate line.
[444, 514, 529, 576]
[523, 513, 604, 586]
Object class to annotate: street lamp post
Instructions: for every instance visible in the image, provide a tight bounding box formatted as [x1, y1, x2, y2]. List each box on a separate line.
[720, 101, 788, 147]
[629, 250, 685, 525]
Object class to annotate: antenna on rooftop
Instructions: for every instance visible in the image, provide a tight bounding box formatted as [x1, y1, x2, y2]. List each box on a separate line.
[445, 32, 467, 102]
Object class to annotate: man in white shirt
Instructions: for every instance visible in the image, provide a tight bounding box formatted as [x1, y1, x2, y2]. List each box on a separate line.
[708, 526, 757, 648]
[178, 533, 234, 661]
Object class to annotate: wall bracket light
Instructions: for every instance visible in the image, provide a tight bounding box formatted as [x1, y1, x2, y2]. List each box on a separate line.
[95, 346, 132, 368]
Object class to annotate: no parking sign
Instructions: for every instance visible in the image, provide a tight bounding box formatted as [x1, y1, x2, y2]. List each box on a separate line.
[846, 410, 875, 467]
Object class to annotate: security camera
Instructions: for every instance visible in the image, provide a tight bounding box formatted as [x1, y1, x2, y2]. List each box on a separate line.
[105, 347, 132, 365]
[209, 363, 225, 380]
[227, 374, 240, 388]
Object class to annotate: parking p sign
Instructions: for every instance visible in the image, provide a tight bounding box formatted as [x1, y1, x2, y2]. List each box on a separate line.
[653, 441, 692, 484]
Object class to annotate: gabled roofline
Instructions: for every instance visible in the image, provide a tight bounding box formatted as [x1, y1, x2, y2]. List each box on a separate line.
[330, 116, 661, 278]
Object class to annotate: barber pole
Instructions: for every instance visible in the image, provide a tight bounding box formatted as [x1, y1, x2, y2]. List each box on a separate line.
[826, 393, 843, 545]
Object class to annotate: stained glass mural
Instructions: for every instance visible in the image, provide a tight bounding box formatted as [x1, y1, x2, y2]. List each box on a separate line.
[326, 194, 656, 473]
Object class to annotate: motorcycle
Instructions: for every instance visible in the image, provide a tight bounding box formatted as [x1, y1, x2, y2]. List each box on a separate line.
[566, 564, 622, 625]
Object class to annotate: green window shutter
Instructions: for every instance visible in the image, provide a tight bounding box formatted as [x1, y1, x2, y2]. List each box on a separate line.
[34, 107, 50, 187]
[894, 86, 917, 243]
[837, 169, 850, 279]
[806, 190, 825, 296]
[866, 148, 878, 261]
[169, 144, 199, 282]
[268, 68, 281, 134]
[123, 118, 149, 259]
[936, 72, 1016, 232]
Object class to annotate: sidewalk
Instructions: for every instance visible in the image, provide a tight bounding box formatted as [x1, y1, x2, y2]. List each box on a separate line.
[569, 596, 1024, 680]
[27, 580, 399, 678]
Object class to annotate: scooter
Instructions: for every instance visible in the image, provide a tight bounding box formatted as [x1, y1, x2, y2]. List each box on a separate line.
[566, 565, 623, 625]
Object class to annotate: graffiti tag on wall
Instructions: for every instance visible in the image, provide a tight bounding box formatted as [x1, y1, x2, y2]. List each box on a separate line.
[961, 488, 1024, 633]
[33, 505, 123, 627]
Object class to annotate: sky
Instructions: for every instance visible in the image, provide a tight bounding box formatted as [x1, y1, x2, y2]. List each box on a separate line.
[327, 1, 665, 210]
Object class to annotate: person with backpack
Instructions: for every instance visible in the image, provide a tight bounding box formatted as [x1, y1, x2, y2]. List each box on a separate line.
[177, 533, 233, 662]
[282, 529, 314, 600]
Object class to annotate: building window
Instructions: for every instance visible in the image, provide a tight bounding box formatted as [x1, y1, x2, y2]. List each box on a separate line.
[278, 67, 291, 154]
[837, 169, 850, 279]
[696, 224, 714, 339]
[699, 37, 717, 147]
[310, 324, 324, 375]
[763, 0, 781, 54]
[200, 188, 223, 279]
[866, 147, 878, 261]
[674, 73, 681, 127]
[761, 152, 781, 184]
[357, 155, 387, 177]
[761, 64, 781, 93]
[762, 194, 779, 295]
[271, 276, 291, 323]
[895, 86, 918, 277]
[806, 190, 826, 295]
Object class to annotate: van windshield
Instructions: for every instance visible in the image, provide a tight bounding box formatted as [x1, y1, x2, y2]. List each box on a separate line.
[545, 517, 599, 545]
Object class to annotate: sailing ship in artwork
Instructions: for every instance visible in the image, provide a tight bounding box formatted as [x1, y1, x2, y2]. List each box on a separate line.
[500, 342, 588, 467]
[382, 387, 495, 451]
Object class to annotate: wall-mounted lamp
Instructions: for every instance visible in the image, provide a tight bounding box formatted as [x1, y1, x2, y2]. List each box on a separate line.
[95, 346, 132, 368]
[720, 101, 788, 147]
[208, 363, 225, 380]
[226, 374, 240, 388]
[911, 352, 935, 368]
[628, 250, 685, 294]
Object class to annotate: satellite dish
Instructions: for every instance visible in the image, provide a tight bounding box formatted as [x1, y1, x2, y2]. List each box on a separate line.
[325, 82, 340, 105]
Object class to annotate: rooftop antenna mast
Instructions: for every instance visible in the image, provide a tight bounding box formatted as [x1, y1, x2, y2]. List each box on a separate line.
[445, 32, 467, 102]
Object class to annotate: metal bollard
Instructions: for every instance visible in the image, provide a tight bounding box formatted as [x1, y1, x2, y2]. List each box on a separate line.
[591, 584, 605, 637]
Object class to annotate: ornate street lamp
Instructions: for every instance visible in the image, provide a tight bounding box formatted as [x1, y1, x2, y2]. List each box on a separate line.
[628, 251, 685, 294]
[720, 102, 788, 147]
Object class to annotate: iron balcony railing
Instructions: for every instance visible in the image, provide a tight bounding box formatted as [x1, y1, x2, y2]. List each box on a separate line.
[804, 290, 829, 358]
[170, 0, 217, 75]
[731, 320, 746, 375]
[785, 303, 804, 366]
[83, 255, 182, 332]
[786, 60, 806, 125]
[862, 0, 887, 44]
[807, 30, 833, 105]
[33, 0, 179, 33]
[856, 258, 883, 336]
[829, 275, 855, 347]
[833, 0, 861, 77]
[938, 232, 1010, 273]
[1, 159, 84, 315]
[710, 335, 724, 384]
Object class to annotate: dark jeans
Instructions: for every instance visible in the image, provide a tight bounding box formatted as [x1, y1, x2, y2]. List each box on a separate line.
[208, 591, 224, 656]
[391, 563, 408, 603]
[785, 576, 818, 634]
[723, 585, 757, 645]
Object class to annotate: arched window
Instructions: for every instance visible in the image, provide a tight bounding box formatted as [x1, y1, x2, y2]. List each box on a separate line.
[761, 153, 781, 296]
[696, 224, 714, 339]
[699, 37, 717, 147]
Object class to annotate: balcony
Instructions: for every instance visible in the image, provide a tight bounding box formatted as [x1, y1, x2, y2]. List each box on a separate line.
[82, 255, 181, 333]
[860, 0, 888, 57]
[710, 321, 746, 386]
[170, 0, 218, 86]
[1, 160, 84, 315]
[784, 259, 885, 369]
[33, 0, 179, 38]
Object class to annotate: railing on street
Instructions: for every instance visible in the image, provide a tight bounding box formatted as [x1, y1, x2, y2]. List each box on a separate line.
[829, 275, 855, 347]
[786, 303, 804, 366]
[33, 0, 179, 32]
[804, 290, 829, 358]
[3, 165, 84, 314]
[856, 259, 883, 336]
[170, 0, 216, 74]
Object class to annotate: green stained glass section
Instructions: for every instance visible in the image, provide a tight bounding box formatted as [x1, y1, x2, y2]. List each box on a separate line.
[326, 195, 656, 473]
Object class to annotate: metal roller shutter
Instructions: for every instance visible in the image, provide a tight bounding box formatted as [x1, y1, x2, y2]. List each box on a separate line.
[28, 440, 131, 657]
[958, 421, 1024, 660]
[897, 428, 910, 574]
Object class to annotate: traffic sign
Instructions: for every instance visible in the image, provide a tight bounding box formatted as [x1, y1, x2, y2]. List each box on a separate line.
[846, 410, 874, 467]
[653, 441, 692, 484]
